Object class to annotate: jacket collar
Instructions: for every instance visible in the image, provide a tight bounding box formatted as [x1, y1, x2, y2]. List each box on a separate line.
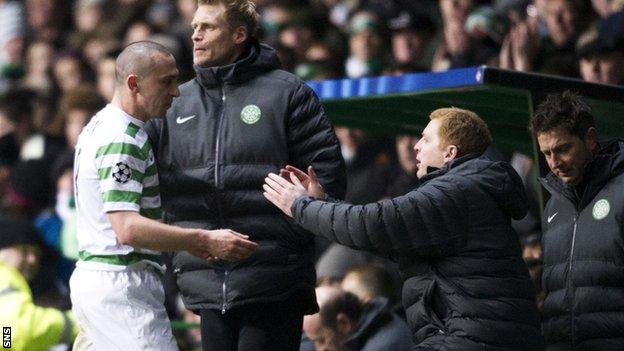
[419, 153, 481, 185]
[193, 41, 280, 89]
[343, 297, 392, 350]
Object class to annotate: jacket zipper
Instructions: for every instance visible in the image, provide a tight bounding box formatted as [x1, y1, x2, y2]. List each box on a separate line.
[568, 214, 578, 348]
[221, 270, 229, 314]
[216, 85, 229, 314]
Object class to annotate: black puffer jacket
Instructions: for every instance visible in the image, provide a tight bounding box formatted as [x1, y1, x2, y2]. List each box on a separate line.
[292, 155, 543, 350]
[540, 140, 624, 351]
[145, 42, 345, 313]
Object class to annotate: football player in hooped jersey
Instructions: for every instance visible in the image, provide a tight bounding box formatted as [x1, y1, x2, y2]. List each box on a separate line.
[70, 41, 257, 350]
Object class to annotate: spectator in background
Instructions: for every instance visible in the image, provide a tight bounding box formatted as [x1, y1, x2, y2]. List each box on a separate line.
[294, 41, 343, 81]
[2, 159, 70, 310]
[22, 41, 55, 96]
[334, 127, 395, 205]
[96, 54, 118, 102]
[591, 0, 620, 18]
[50, 151, 79, 264]
[0, 104, 19, 193]
[0, 89, 30, 152]
[0, 216, 78, 351]
[520, 231, 544, 311]
[494, 0, 531, 25]
[385, 134, 419, 198]
[388, 11, 436, 71]
[531, 91, 624, 350]
[123, 21, 154, 47]
[48, 85, 105, 150]
[278, 10, 317, 61]
[4, 159, 52, 226]
[302, 285, 342, 351]
[24, 0, 67, 44]
[11, 89, 65, 167]
[501, 0, 590, 77]
[576, 24, 624, 85]
[82, 37, 120, 71]
[432, 0, 476, 70]
[52, 52, 87, 94]
[309, 290, 413, 351]
[345, 10, 385, 78]
[68, 0, 106, 50]
[0, 0, 25, 92]
[341, 264, 400, 306]
[0, 88, 64, 164]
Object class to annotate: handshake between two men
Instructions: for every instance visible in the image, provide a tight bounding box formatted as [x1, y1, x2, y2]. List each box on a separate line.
[180, 165, 315, 263]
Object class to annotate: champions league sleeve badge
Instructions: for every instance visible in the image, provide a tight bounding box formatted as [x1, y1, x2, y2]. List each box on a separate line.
[112, 162, 132, 183]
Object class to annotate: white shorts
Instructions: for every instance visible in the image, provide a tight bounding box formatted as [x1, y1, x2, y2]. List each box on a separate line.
[69, 263, 179, 351]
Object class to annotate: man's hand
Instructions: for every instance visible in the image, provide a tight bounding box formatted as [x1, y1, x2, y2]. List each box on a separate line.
[188, 229, 258, 262]
[279, 165, 325, 199]
[263, 172, 309, 217]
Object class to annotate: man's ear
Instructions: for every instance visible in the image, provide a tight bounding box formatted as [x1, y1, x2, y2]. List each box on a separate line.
[127, 75, 140, 94]
[444, 144, 459, 162]
[335, 313, 354, 336]
[233, 25, 248, 45]
[584, 127, 598, 154]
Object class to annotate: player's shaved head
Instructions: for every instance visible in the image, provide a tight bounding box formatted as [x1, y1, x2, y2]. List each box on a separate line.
[115, 41, 174, 86]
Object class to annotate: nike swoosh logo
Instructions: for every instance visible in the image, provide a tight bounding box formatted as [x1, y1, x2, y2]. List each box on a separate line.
[547, 212, 558, 223]
[176, 115, 196, 124]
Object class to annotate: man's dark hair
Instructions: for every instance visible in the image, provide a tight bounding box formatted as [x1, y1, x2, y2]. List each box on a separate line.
[529, 91, 595, 139]
[319, 291, 363, 330]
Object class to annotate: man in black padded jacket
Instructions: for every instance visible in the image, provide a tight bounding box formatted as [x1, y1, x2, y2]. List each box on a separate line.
[264, 107, 543, 351]
[145, 1, 345, 350]
[531, 91, 624, 350]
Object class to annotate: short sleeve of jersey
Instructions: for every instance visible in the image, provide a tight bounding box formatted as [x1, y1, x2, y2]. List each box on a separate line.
[95, 133, 147, 213]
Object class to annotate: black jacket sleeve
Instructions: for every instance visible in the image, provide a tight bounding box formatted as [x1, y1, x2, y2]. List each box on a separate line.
[287, 82, 346, 200]
[291, 177, 469, 259]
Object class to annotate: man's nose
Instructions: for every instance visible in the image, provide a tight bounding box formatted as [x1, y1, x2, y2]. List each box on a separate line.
[192, 29, 200, 42]
[413, 141, 421, 152]
[548, 154, 561, 169]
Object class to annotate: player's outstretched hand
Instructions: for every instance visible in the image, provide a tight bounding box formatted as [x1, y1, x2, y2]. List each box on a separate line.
[263, 172, 308, 217]
[279, 165, 325, 199]
[189, 229, 257, 262]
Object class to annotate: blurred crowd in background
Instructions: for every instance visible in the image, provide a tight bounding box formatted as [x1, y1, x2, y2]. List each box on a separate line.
[0, 0, 623, 349]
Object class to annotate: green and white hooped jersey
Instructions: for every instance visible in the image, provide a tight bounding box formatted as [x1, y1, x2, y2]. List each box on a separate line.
[74, 104, 162, 271]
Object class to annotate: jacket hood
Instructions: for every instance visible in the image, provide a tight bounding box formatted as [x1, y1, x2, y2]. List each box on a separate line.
[581, 139, 624, 185]
[194, 41, 281, 88]
[423, 154, 528, 220]
[541, 139, 624, 207]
